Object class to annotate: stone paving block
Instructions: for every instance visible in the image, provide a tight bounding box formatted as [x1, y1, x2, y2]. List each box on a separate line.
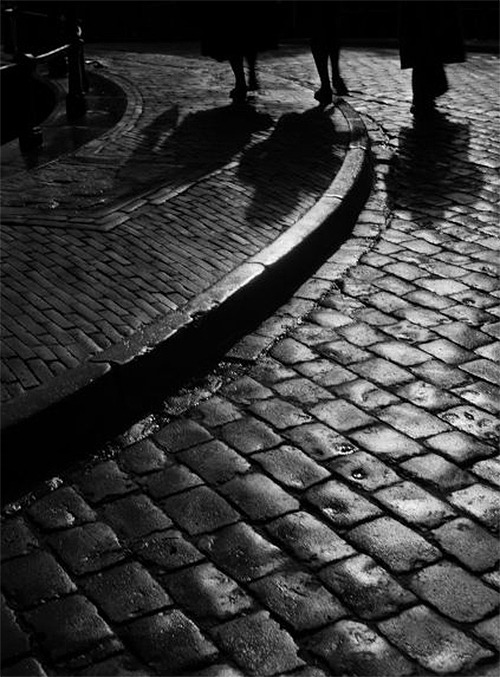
[453, 288, 498, 309]
[266, 511, 355, 567]
[252, 444, 330, 490]
[396, 380, 461, 411]
[132, 528, 204, 571]
[219, 417, 282, 454]
[1, 596, 30, 663]
[454, 380, 500, 415]
[178, 440, 250, 485]
[331, 378, 399, 411]
[326, 450, 401, 491]
[311, 399, 376, 433]
[285, 422, 358, 462]
[197, 522, 289, 583]
[317, 340, 371, 365]
[273, 377, 332, 407]
[400, 453, 474, 492]
[154, 419, 212, 452]
[249, 568, 346, 631]
[191, 396, 242, 427]
[23, 595, 115, 662]
[290, 323, 338, 347]
[141, 463, 204, 498]
[306, 619, 414, 676]
[421, 338, 476, 364]
[81, 562, 171, 623]
[270, 338, 317, 365]
[306, 479, 382, 528]
[348, 516, 440, 573]
[405, 289, 454, 310]
[461, 358, 500, 386]
[2, 550, 76, 609]
[250, 357, 296, 386]
[350, 424, 425, 460]
[311, 363, 360, 388]
[1, 517, 39, 561]
[220, 472, 299, 521]
[335, 322, 386, 347]
[26, 486, 97, 531]
[378, 605, 493, 674]
[250, 397, 313, 429]
[74, 461, 137, 504]
[449, 484, 500, 532]
[2, 658, 47, 676]
[394, 305, 444, 327]
[309, 309, 353, 329]
[220, 376, 273, 405]
[380, 319, 436, 345]
[378, 402, 450, 438]
[371, 341, 430, 366]
[120, 609, 217, 674]
[434, 321, 493, 349]
[161, 486, 240, 535]
[373, 274, 417, 296]
[99, 494, 173, 542]
[409, 561, 499, 622]
[433, 517, 500, 572]
[118, 439, 171, 475]
[211, 611, 303, 675]
[349, 357, 413, 386]
[440, 404, 500, 442]
[160, 562, 254, 623]
[48, 522, 125, 575]
[411, 358, 472, 388]
[474, 615, 500, 652]
[472, 457, 500, 488]
[320, 553, 416, 620]
[374, 480, 455, 528]
[425, 430, 496, 464]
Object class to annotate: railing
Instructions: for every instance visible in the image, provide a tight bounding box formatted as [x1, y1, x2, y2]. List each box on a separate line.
[1, 5, 87, 151]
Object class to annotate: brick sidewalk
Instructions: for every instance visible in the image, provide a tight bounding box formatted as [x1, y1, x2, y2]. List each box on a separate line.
[1, 46, 351, 412]
[1, 45, 499, 676]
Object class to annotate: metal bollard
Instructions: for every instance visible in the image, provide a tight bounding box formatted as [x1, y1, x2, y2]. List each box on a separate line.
[17, 53, 43, 152]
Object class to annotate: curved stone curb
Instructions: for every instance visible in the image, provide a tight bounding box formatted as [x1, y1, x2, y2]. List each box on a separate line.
[1, 97, 373, 498]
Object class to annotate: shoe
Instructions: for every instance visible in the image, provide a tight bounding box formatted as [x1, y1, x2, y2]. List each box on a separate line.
[332, 76, 348, 96]
[314, 86, 333, 105]
[230, 85, 247, 103]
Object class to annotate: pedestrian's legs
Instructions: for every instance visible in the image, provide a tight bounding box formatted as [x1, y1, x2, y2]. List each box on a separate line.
[228, 55, 247, 102]
[328, 41, 348, 95]
[245, 50, 259, 91]
[310, 39, 333, 104]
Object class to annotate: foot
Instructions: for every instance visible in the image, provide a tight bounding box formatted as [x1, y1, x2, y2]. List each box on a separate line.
[314, 86, 333, 105]
[332, 76, 348, 96]
[230, 85, 247, 103]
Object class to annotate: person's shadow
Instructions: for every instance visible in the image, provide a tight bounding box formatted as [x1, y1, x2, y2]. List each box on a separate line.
[385, 112, 484, 226]
[237, 107, 349, 227]
[115, 104, 273, 199]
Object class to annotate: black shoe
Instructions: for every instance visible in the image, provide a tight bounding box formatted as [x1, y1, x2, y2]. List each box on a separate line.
[332, 76, 348, 96]
[314, 86, 333, 105]
[230, 85, 247, 103]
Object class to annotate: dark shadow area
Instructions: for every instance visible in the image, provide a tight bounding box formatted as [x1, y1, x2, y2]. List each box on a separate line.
[115, 103, 274, 200]
[238, 107, 349, 225]
[385, 112, 484, 223]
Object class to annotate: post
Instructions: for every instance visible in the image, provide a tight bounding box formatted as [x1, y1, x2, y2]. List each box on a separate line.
[17, 53, 43, 152]
[65, 11, 87, 120]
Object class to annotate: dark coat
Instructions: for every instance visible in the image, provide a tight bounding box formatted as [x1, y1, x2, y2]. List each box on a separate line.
[399, 1, 465, 69]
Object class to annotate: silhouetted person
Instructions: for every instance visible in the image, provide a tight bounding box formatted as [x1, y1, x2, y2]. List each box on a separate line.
[399, 1, 465, 118]
[309, 2, 348, 106]
[201, 2, 278, 104]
